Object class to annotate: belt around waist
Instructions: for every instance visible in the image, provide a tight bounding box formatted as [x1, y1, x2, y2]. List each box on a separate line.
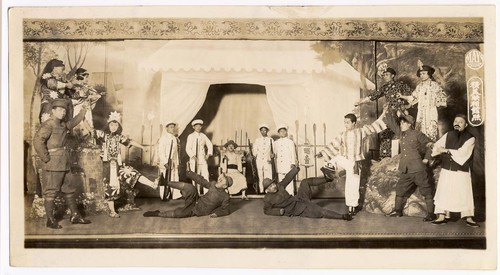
[48, 147, 66, 152]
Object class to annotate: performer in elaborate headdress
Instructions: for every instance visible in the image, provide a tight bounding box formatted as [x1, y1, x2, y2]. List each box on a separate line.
[96, 111, 156, 218]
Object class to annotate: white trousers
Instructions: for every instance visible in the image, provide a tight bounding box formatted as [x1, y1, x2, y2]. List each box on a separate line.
[256, 159, 272, 193]
[330, 155, 360, 207]
[189, 159, 209, 193]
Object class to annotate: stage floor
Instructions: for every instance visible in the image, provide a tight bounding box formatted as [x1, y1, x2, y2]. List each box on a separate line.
[25, 197, 486, 249]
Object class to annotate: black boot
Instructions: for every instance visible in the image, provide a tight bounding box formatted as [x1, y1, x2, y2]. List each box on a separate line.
[70, 213, 92, 224]
[423, 198, 436, 222]
[348, 206, 359, 216]
[46, 218, 62, 229]
[143, 210, 160, 217]
[342, 213, 353, 221]
[386, 196, 404, 217]
[320, 166, 337, 181]
[44, 198, 61, 229]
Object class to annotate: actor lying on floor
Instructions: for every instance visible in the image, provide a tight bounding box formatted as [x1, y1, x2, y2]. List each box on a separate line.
[143, 165, 233, 218]
[262, 166, 353, 221]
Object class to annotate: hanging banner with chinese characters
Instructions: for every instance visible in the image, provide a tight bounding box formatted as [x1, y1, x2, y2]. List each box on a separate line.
[299, 144, 315, 168]
[464, 48, 485, 127]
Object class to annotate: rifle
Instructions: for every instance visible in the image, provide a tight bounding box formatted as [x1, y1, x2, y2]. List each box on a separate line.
[247, 139, 259, 192]
[269, 138, 278, 183]
[194, 138, 200, 194]
[161, 140, 173, 201]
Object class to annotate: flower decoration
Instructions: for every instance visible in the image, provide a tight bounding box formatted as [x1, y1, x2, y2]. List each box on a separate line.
[107, 111, 121, 123]
[49, 90, 59, 99]
[41, 113, 51, 123]
[42, 73, 52, 80]
[377, 63, 388, 77]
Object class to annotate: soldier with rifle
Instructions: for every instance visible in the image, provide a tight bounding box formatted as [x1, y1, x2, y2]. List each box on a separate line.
[158, 121, 180, 200]
[250, 124, 275, 194]
[274, 124, 297, 195]
[186, 119, 213, 194]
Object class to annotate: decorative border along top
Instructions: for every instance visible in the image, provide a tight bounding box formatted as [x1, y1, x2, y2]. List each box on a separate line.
[23, 18, 483, 42]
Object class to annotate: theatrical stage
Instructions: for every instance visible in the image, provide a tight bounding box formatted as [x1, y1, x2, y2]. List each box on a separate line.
[25, 196, 485, 249]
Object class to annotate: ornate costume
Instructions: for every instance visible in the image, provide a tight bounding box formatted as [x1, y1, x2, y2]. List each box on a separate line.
[410, 80, 447, 141]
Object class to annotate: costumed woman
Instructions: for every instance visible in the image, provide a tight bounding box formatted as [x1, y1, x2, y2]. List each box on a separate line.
[70, 68, 104, 144]
[399, 61, 448, 141]
[96, 111, 156, 218]
[71, 68, 105, 142]
[220, 140, 248, 200]
[39, 59, 74, 123]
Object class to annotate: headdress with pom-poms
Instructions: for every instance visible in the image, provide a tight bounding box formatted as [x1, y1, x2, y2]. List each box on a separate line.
[417, 59, 424, 70]
[377, 62, 388, 77]
[107, 111, 122, 124]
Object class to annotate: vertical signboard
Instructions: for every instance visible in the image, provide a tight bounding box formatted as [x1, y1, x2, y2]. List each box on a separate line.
[464, 48, 485, 126]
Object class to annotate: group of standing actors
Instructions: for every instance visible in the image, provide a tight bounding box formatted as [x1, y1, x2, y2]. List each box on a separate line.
[33, 59, 480, 229]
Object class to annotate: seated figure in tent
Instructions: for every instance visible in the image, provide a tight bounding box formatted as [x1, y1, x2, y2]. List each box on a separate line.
[220, 140, 248, 200]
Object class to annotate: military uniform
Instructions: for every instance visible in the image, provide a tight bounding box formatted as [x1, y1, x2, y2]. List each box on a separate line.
[33, 99, 91, 228]
[144, 171, 231, 218]
[384, 114, 435, 221]
[263, 166, 347, 220]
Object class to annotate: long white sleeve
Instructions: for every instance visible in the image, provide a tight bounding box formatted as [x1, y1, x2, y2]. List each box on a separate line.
[449, 137, 475, 165]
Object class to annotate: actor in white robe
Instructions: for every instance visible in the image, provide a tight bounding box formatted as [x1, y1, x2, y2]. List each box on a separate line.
[186, 119, 213, 194]
[431, 114, 478, 227]
[274, 125, 297, 195]
[252, 124, 274, 194]
[158, 122, 181, 199]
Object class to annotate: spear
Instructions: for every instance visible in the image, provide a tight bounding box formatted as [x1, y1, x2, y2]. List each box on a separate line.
[294, 120, 299, 193]
[313, 123, 317, 177]
[304, 123, 307, 144]
[323, 122, 327, 145]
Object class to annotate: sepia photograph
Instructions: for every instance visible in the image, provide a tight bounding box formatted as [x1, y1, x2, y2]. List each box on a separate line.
[5, 2, 497, 270]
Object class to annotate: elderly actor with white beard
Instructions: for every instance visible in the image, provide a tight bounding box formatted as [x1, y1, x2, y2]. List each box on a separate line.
[430, 114, 479, 227]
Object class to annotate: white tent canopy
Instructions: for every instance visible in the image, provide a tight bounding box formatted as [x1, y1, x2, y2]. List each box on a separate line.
[124, 39, 374, 147]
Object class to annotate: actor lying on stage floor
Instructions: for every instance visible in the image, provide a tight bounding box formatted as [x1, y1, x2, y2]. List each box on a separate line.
[262, 166, 352, 221]
[142, 165, 233, 218]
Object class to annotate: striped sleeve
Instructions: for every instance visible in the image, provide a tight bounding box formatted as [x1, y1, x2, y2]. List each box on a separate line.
[321, 135, 342, 160]
[360, 118, 387, 137]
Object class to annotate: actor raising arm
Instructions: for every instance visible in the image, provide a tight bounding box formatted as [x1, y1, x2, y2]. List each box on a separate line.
[33, 99, 91, 229]
[143, 164, 232, 218]
[384, 112, 436, 222]
[318, 109, 387, 216]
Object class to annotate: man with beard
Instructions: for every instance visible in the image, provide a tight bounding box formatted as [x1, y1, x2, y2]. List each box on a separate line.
[430, 114, 479, 227]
